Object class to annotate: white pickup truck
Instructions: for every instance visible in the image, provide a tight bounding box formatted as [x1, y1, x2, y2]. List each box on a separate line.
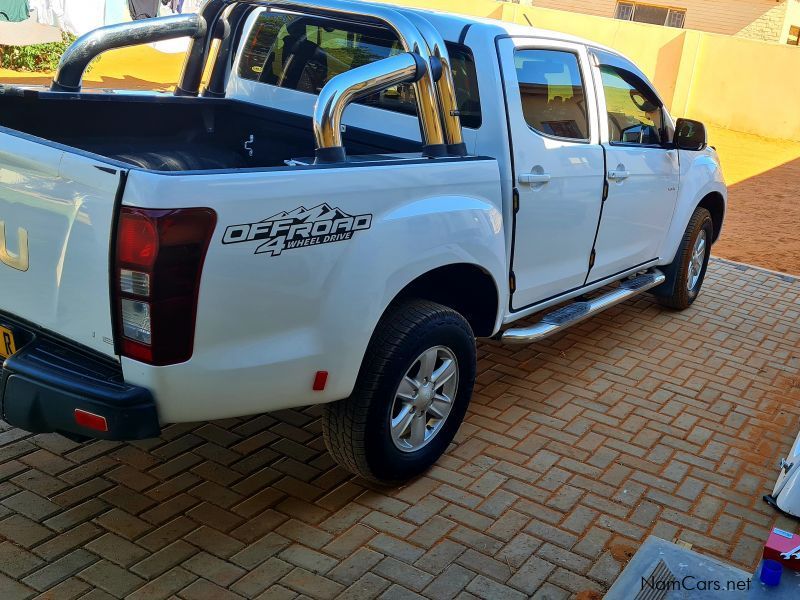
[0, 0, 725, 483]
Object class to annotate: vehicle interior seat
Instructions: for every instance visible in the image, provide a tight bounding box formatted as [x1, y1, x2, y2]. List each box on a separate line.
[517, 60, 588, 140]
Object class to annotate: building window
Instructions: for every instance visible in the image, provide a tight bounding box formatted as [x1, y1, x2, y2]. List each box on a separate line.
[615, 2, 686, 28]
[788, 26, 800, 45]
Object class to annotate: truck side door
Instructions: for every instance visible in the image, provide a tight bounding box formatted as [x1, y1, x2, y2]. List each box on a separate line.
[498, 38, 605, 310]
[587, 54, 680, 282]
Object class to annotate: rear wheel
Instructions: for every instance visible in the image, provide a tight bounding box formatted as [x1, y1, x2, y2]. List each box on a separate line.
[322, 300, 476, 484]
[653, 207, 713, 310]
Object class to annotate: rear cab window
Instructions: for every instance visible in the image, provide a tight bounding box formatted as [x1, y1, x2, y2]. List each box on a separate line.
[237, 11, 482, 128]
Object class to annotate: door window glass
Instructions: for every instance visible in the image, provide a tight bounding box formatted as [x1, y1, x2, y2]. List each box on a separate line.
[515, 49, 589, 141]
[600, 66, 663, 146]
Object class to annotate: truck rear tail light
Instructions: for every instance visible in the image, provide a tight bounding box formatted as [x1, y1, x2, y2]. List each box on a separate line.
[120, 298, 151, 344]
[120, 270, 151, 296]
[114, 207, 216, 366]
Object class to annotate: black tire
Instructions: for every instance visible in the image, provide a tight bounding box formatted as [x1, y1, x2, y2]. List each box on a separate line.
[653, 207, 713, 310]
[322, 300, 476, 484]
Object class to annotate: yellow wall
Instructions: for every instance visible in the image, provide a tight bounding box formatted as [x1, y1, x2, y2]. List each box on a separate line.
[681, 34, 800, 135]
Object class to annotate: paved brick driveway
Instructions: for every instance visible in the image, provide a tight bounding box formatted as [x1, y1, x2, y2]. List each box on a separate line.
[0, 258, 798, 599]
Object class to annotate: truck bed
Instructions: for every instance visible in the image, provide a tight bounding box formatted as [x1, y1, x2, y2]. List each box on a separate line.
[0, 89, 418, 172]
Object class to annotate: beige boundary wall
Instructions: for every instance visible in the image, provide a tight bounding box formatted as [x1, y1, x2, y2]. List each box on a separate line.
[386, 0, 800, 141]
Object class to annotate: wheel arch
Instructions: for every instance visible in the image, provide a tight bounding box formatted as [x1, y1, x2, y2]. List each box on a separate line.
[697, 191, 725, 244]
[386, 263, 501, 338]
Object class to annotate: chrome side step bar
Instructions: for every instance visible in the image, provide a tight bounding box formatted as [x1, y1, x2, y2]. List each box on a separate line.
[501, 270, 666, 344]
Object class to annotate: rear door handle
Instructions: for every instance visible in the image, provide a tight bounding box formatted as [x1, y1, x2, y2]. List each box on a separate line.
[608, 169, 630, 181]
[518, 173, 551, 185]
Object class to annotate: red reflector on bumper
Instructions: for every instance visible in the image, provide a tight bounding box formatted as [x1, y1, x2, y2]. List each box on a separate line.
[313, 371, 328, 391]
[74, 409, 109, 432]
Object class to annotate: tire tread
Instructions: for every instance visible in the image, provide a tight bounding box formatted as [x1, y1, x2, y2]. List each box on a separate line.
[656, 207, 712, 310]
[322, 300, 472, 483]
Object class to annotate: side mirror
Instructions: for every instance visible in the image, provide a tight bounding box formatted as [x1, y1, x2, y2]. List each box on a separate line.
[674, 118, 707, 151]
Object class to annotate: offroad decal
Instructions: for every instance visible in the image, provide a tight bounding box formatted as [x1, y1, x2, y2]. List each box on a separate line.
[222, 203, 372, 257]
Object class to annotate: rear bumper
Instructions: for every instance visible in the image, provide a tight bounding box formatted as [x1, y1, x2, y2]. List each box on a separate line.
[0, 322, 160, 441]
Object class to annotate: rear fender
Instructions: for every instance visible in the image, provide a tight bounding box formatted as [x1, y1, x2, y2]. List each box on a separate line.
[118, 159, 505, 422]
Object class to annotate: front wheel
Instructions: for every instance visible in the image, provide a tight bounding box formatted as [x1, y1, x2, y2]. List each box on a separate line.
[653, 206, 713, 310]
[322, 300, 476, 484]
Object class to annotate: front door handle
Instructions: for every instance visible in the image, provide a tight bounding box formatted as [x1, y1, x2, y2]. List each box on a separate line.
[518, 172, 551, 185]
[607, 169, 630, 181]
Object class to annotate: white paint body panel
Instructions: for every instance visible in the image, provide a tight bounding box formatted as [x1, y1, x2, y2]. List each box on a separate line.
[120, 159, 506, 422]
[0, 6, 726, 425]
[0, 130, 120, 357]
[592, 145, 680, 280]
[498, 37, 605, 307]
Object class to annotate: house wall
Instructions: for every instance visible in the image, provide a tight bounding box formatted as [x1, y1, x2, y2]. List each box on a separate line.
[533, 0, 797, 42]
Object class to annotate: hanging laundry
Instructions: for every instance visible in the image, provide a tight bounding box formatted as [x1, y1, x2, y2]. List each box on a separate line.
[128, 0, 158, 20]
[0, 0, 29, 22]
[162, 0, 183, 13]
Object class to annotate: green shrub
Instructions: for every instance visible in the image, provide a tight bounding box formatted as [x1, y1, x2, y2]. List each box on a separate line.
[0, 32, 78, 72]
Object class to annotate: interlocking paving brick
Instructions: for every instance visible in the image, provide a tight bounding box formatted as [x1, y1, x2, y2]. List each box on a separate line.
[22, 549, 96, 592]
[230, 532, 287, 568]
[127, 566, 197, 600]
[0, 261, 796, 598]
[230, 557, 292, 597]
[374, 556, 434, 592]
[340, 572, 392, 599]
[32, 576, 92, 600]
[182, 551, 245, 587]
[422, 563, 475, 600]
[328, 547, 384, 585]
[130, 540, 197, 579]
[0, 572, 35, 600]
[77, 559, 145, 597]
[467, 574, 527, 600]
[0, 540, 43, 578]
[179, 578, 245, 600]
[280, 566, 345, 599]
[0, 514, 53, 548]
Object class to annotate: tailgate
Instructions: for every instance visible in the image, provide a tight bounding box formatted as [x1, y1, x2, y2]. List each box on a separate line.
[0, 132, 123, 357]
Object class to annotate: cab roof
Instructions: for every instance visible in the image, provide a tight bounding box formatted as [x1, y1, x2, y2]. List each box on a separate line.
[393, 4, 619, 56]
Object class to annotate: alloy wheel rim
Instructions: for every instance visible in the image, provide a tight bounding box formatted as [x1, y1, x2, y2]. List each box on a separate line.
[687, 230, 707, 291]
[390, 346, 459, 453]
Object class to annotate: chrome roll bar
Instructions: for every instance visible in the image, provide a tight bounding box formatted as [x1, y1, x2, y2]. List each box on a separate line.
[176, 0, 228, 96]
[314, 52, 427, 163]
[399, 9, 466, 155]
[50, 0, 465, 159]
[181, 0, 448, 156]
[51, 14, 207, 93]
[203, 3, 253, 97]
